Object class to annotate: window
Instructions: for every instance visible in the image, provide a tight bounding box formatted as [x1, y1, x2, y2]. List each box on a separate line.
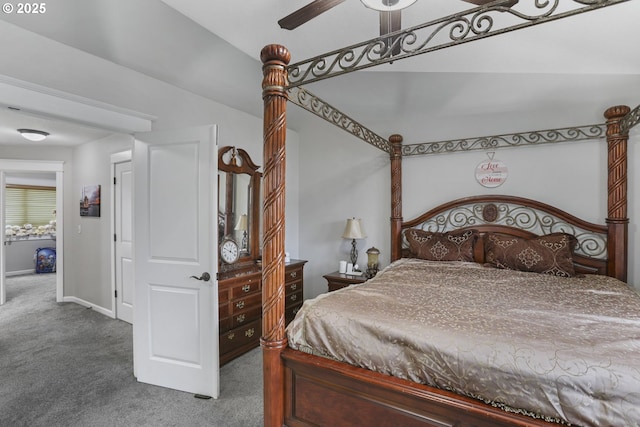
[5, 185, 56, 227]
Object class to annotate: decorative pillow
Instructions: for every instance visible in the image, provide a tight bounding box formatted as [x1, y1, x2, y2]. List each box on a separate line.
[484, 232, 578, 277]
[404, 229, 478, 262]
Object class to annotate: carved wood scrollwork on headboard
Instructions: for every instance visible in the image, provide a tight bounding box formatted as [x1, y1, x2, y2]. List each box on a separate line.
[482, 204, 498, 223]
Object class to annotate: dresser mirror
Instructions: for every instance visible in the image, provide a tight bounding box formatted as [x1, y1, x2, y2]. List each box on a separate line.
[218, 146, 261, 270]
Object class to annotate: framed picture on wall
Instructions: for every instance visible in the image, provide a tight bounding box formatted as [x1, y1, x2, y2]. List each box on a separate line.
[80, 184, 101, 217]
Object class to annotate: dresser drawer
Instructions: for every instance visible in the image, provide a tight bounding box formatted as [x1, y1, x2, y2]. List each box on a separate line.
[230, 277, 261, 298]
[285, 288, 303, 308]
[285, 266, 303, 283]
[229, 305, 261, 329]
[220, 271, 260, 289]
[219, 316, 231, 333]
[219, 272, 260, 308]
[219, 303, 230, 319]
[219, 318, 261, 354]
[285, 303, 302, 325]
[230, 292, 262, 314]
[285, 280, 302, 295]
[219, 288, 230, 304]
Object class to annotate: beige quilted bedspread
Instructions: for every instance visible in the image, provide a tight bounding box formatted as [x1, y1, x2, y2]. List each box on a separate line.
[287, 258, 640, 426]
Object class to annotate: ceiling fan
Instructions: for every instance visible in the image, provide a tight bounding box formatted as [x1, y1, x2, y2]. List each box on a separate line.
[278, 0, 519, 44]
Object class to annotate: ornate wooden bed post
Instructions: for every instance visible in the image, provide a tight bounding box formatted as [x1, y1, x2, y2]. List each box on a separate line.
[389, 134, 403, 262]
[260, 44, 291, 427]
[604, 105, 630, 282]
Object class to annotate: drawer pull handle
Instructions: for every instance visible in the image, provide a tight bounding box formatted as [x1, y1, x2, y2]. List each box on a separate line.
[245, 328, 255, 338]
[290, 284, 297, 290]
[236, 314, 245, 323]
[227, 333, 235, 340]
[290, 272, 297, 279]
[293, 307, 300, 315]
[242, 284, 251, 293]
[236, 300, 245, 309]
[290, 294, 297, 302]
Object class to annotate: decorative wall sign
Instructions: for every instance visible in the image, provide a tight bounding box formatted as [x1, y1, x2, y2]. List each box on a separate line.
[475, 153, 507, 188]
[80, 185, 101, 217]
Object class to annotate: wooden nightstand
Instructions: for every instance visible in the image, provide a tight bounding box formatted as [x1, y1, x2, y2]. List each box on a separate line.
[323, 270, 367, 292]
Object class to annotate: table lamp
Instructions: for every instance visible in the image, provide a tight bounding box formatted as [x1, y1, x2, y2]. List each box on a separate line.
[235, 214, 248, 250]
[342, 218, 366, 267]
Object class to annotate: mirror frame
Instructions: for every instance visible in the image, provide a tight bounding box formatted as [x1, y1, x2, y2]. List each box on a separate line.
[218, 146, 262, 269]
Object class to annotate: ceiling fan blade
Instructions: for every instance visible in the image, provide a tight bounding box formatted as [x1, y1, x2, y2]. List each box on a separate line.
[380, 10, 401, 56]
[462, 0, 518, 7]
[278, 0, 346, 30]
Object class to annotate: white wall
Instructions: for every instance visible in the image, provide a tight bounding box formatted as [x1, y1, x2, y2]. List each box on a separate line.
[298, 117, 640, 299]
[69, 133, 132, 308]
[298, 122, 390, 298]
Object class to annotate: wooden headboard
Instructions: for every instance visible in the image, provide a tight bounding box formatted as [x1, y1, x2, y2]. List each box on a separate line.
[396, 195, 609, 276]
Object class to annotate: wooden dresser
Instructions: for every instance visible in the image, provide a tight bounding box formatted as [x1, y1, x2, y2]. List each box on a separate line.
[218, 259, 307, 365]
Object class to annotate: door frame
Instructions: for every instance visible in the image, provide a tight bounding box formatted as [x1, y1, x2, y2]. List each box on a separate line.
[0, 159, 64, 304]
[110, 150, 132, 321]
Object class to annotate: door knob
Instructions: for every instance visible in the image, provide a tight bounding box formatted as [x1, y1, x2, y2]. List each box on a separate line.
[190, 272, 211, 282]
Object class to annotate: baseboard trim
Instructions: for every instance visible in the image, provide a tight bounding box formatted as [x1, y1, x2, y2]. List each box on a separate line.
[6, 269, 36, 277]
[62, 296, 115, 319]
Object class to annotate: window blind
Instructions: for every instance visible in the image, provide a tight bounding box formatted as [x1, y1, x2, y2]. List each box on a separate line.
[5, 186, 56, 227]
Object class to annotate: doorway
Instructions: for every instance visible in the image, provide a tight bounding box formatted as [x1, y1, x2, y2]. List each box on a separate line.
[111, 150, 133, 323]
[0, 160, 64, 305]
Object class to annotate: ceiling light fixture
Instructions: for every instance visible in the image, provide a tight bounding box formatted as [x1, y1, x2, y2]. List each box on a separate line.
[360, 0, 417, 11]
[18, 129, 49, 142]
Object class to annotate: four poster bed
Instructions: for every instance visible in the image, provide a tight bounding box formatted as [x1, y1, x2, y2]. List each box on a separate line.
[258, 1, 640, 426]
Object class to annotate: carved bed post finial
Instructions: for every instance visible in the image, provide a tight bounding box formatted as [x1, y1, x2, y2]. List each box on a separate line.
[389, 134, 403, 261]
[604, 105, 630, 282]
[260, 43, 290, 427]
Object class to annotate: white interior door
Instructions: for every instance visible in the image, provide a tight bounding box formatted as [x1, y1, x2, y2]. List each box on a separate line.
[115, 160, 133, 324]
[133, 126, 219, 397]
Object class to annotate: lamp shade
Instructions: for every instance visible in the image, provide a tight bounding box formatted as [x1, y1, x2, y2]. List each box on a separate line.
[360, 0, 417, 12]
[18, 129, 49, 142]
[234, 214, 248, 231]
[342, 218, 366, 240]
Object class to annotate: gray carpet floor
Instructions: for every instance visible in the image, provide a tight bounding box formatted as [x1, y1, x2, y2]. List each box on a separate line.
[0, 274, 263, 427]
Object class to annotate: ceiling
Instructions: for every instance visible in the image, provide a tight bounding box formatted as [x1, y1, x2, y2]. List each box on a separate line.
[0, 107, 111, 147]
[1, 0, 639, 147]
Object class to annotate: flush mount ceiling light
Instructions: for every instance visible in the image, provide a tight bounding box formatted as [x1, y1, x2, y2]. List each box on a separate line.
[18, 129, 49, 142]
[360, 0, 417, 11]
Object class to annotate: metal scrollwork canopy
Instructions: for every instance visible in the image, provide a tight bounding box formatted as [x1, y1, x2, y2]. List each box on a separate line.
[281, 0, 637, 157]
[287, 0, 630, 88]
[402, 124, 607, 156]
[288, 86, 391, 153]
[621, 104, 640, 134]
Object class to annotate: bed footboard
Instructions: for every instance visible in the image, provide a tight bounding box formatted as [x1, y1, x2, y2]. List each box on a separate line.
[282, 349, 552, 427]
